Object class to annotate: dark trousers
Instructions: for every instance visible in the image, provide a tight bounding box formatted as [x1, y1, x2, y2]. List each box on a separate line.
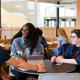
[11, 69, 27, 80]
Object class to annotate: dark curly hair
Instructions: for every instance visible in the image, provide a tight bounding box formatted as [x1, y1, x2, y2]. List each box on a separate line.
[36, 28, 43, 36]
[11, 23, 39, 54]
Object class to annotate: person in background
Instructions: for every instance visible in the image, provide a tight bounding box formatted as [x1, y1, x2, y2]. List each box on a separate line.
[10, 23, 45, 80]
[50, 28, 68, 56]
[51, 29, 80, 72]
[36, 28, 48, 58]
[36, 28, 48, 48]
[0, 46, 46, 80]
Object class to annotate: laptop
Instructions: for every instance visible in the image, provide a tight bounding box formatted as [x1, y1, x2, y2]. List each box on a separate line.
[27, 55, 44, 65]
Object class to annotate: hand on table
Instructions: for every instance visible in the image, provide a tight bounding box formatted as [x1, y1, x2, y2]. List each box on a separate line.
[51, 56, 57, 63]
[56, 56, 64, 64]
[37, 62, 47, 72]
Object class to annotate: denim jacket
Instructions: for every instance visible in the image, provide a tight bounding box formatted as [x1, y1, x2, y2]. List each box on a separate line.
[10, 37, 44, 59]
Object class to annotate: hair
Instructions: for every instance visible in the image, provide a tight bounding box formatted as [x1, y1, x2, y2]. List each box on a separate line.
[11, 23, 39, 54]
[11, 28, 22, 44]
[36, 28, 43, 36]
[57, 28, 68, 39]
[71, 29, 80, 38]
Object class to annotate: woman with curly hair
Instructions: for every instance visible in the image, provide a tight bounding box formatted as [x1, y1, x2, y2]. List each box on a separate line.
[10, 23, 44, 80]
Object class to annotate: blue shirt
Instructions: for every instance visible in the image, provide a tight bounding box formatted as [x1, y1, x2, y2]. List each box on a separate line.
[39, 36, 47, 48]
[58, 36, 68, 45]
[60, 45, 80, 65]
[10, 37, 44, 59]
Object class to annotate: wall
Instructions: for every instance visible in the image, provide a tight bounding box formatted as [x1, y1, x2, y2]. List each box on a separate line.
[1, 27, 79, 43]
[77, 0, 80, 28]
[40, 27, 79, 42]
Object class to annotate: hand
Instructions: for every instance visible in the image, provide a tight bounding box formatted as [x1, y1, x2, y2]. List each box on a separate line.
[56, 56, 64, 64]
[37, 62, 47, 72]
[51, 56, 57, 63]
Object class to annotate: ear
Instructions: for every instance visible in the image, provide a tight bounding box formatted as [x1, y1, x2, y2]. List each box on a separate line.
[78, 37, 80, 41]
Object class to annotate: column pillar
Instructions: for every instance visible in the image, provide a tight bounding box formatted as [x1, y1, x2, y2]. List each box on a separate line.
[56, 2, 59, 36]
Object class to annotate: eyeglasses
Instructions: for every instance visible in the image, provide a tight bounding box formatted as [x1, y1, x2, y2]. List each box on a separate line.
[70, 36, 77, 39]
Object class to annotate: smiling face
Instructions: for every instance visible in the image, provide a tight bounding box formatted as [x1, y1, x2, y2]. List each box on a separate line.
[70, 33, 80, 46]
[21, 25, 30, 38]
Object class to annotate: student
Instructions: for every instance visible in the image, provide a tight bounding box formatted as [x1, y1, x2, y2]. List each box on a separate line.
[51, 29, 80, 72]
[36, 28, 47, 48]
[36, 28, 48, 58]
[10, 23, 45, 80]
[50, 28, 68, 56]
[0, 46, 46, 80]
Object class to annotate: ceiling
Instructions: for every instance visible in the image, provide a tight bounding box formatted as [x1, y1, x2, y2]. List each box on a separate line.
[1, 0, 76, 10]
[38, 0, 59, 3]
[37, 0, 76, 10]
[1, 0, 76, 4]
[35, 0, 76, 4]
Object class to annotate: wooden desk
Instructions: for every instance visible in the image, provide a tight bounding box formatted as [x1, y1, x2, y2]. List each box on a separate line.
[47, 41, 57, 50]
[47, 41, 57, 45]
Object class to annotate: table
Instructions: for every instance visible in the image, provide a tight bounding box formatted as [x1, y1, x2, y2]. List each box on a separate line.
[15, 60, 76, 75]
[47, 41, 57, 50]
[47, 41, 57, 45]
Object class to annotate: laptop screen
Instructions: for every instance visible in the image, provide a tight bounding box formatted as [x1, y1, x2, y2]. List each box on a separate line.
[27, 55, 44, 65]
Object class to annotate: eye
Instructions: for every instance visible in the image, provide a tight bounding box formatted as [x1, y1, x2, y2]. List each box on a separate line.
[70, 36, 77, 39]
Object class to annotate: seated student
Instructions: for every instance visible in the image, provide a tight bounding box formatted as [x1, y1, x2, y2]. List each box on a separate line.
[36, 28, 48, 48]
[58, 43, 71, 56]
[0, 46, 46, 80]
[10, 23, 45, 80]
[50, 28, 68, 56]
[36, 28, 48, 58]
[51, 29, 80, 72]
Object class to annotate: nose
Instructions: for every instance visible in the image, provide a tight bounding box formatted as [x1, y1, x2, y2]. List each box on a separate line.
[22, 29, 27, 32]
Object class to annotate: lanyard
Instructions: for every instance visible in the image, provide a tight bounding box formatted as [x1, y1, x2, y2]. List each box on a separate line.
[72, 50, 79, 58]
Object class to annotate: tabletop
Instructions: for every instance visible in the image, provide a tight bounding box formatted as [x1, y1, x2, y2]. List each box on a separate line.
[15, 60, 76, 75]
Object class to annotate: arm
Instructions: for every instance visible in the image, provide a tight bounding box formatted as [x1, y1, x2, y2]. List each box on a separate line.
[57, 43, 60, 48]
[51, 56, 57, 63]
[10, 38, 24, 58]
[56, 58, 78, 65]
[6, 57, 46, 72]
[51, 56, 64, 63]
[6, 57, 37, 70]
[10, 39, 19, 58]
[57, 36, 61, 48]
[51, 55, 78, 65]
[55, 56, 77, 65]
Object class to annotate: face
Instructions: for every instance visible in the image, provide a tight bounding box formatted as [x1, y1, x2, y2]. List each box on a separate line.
[70, 33, 80, 45]
[22, 25, 29, 38]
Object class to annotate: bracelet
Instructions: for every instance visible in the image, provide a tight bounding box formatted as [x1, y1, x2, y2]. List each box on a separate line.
[36, 65, 38, 72]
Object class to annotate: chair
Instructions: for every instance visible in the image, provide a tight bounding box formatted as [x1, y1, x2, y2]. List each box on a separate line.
[38, 73, 80, 80]
[9, 65, 15, 76]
